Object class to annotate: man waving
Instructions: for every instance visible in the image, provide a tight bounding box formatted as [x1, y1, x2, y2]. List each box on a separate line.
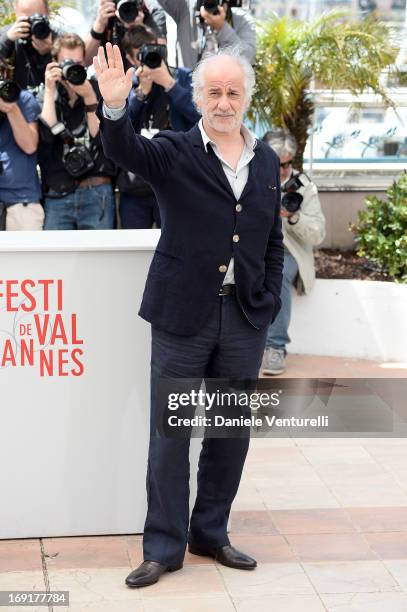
[94, 42, 284, 588]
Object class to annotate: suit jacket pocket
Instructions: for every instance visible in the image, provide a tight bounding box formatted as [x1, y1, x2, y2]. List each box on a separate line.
[148, 249, 183, 279]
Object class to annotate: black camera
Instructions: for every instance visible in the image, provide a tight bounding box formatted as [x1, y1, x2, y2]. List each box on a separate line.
[196, 0, 243, 15]
[59, 60, 87, 86]
[281, 173, 310, 213]
[115, 0, 141, 23]
[0, 79, 21, 103]
[137, 44, 167, 69]
[50, 122, 95, 178]
[28, 13, 51, 40]
[63, 143, 95, 178]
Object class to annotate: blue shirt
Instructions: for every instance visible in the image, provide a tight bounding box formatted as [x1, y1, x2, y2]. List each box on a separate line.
[0, 90, 41, 205]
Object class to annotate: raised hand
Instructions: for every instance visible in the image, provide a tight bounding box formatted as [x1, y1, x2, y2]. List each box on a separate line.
[93, 43, 134, 109]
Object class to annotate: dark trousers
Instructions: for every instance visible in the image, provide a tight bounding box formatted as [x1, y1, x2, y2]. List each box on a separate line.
[119, 192, 161, 229]
[0, 202, 6, 230]
[143, 294, 268, 566]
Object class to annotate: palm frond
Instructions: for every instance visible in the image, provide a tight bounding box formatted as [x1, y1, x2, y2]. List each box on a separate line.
[251, 11, 400, 168]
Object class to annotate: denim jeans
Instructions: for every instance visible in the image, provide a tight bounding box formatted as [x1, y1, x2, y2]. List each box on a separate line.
[143, 294, 268, 566]
[44, 183, 115, 230]
[119, 192, 161, 229]
[266, 249, 299, 354]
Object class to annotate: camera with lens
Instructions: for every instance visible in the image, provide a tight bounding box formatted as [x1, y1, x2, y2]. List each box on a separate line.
[196, 0, 243, 15]
[62, 143, 95, 178]
[50, 122, 95, 178]
[27, 13, 51, 40]
[137, 44, 167, 69]
[115, 0, 141, 23]
[59, 59, 87, 86]
[281, 173, 311, 213]
[0, 79, 21, 103]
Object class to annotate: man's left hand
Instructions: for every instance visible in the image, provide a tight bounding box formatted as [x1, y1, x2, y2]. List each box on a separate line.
[200, 5, 226, 31]
[67, 79, 97, 104]
[280, 209, 293, 218]
[140, 61, 175, 91]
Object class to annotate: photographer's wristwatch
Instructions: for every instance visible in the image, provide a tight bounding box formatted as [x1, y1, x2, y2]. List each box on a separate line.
[90, 28, 104, 41]
[288, 212, 300, 225]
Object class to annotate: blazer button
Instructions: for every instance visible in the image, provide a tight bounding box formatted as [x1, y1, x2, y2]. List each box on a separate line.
[233, 234, 240, 243]
[235, 203, 242, 212]
[219, 264, 227, 273]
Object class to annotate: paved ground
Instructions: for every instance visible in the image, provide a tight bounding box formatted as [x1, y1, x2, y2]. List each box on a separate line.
[1, 355, 407, 611]
[263, 353, 407, 378]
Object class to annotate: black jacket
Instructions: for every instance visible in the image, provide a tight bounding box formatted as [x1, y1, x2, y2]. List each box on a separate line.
[97, 104, 284, 336]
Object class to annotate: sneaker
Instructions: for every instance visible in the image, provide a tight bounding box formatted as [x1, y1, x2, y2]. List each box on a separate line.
[263, 347, 286, 375]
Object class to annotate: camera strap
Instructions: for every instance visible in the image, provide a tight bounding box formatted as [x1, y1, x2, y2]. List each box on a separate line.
[19, 42, 37, 89]
[59, 93, 91, 146]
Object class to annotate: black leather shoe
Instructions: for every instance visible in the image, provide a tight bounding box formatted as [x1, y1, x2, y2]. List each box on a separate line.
[125, 560, 183, 588]
[188, 543, 257, 570]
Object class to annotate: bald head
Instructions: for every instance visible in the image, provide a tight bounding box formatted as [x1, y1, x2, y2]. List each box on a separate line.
[16, 0, 49, 17]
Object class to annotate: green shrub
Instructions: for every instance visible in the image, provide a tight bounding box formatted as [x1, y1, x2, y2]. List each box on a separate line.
[351, 173, 407, 283]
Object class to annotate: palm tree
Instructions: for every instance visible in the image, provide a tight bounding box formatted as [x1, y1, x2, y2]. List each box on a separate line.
[249, 11, 399, 170]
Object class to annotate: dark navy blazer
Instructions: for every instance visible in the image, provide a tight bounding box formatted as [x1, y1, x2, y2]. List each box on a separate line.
[97, 105, 284, 336]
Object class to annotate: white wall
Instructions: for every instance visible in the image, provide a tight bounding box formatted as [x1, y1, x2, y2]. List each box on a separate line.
[0, 231, 200, 539]
[290, 279, 407, 362]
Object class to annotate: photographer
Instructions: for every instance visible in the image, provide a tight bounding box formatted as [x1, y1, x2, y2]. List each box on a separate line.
[85, 0, 167, 66]
[118, 25, 200, 228]
[0, 0, 56, 92]
[38, 33, 116, 230]
[262, 131, 326, 375]
[0, 76, 43, 230]
[157, 0, 256, 68]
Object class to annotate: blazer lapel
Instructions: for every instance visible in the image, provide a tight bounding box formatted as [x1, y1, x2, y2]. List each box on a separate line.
[204, 145, 236, 198]
[189, 124, 235, 199]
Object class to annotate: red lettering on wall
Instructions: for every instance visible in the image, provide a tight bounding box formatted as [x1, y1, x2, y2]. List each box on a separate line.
[71, 349, 85, 376]
[21, 339, 34, 366]
[1, 340, 16, 366]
